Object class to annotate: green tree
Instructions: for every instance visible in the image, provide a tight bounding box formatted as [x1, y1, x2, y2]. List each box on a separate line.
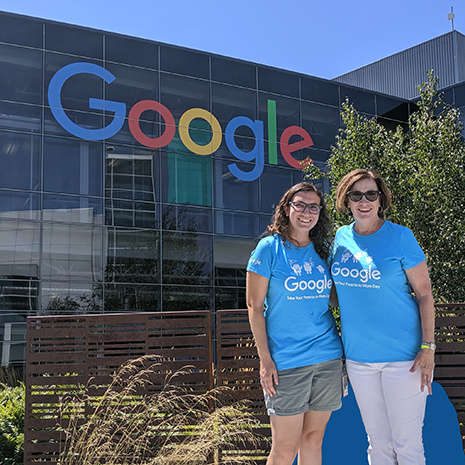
[304, 72, 465, 302]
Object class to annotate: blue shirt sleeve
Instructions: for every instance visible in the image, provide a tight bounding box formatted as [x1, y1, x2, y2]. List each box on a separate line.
[246, 236, 274, 279]
[400, 227, 426, 270]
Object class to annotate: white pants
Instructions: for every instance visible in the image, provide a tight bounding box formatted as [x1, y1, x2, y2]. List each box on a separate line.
[346, 360, 428, 465]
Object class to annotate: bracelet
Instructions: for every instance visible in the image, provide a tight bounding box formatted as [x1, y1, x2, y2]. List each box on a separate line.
[421, 342, 436, 350]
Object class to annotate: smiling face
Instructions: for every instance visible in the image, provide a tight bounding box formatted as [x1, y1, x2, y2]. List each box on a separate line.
[285, 190, 321, 242]
[347, 178, 381, 226]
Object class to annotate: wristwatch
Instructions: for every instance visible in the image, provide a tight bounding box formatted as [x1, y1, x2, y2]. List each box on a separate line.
[421, 341, 436, 350]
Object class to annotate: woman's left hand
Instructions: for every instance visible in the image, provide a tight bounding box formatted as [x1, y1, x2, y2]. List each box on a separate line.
[410, 349, 435, 395]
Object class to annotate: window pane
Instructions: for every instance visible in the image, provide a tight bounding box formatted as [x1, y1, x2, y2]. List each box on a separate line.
[106, 228, 160, 284]
[0, 102, 41, 134]
[45, 53, 103, 113]
[105, 152, 159, 228]
[0, 191, 40, 214]
[43, 137, 103, 196]
[160, 46, 209, 79]
[105, 35, 159, 69]
[0, 44, 42, 104]
[45, 23, 103, 59]
[103, 283, 161, 312]
[215, 287, 246, 310]
[214, 236, 256, 287]
[105, 63, 159, 109]
[42, 194, 104, 218]
[258, 68, 299, 98]
[453, 83, 465, 107]
[160, 74, 209, 119]
[340, 86, 375, 115]
[376, 95, 409, 122]
[162, 204, 212, 233]
[0, 217, 41, 309]
[0, 131, 41, 190]
[214, 211, 260, 237]
[41, 222, 106, 310]
[301, 101, 340, 150]
[162, 231, 213, 286]
[161, 151, 212, 207]
[301, 77, 339, 106]
[260, 165, 296, 214]
[211, 57, 256, 88]
[211, 83, 257, 128]
[162, 285, 212, 311]
[213, 159, 259, 212]
[0, 13, 43, 48]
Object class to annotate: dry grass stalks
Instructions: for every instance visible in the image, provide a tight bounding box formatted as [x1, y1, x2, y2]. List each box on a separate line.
[58, 356, 265, 465]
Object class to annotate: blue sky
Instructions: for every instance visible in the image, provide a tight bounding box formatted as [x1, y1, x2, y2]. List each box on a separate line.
[0, 0, 463, 79]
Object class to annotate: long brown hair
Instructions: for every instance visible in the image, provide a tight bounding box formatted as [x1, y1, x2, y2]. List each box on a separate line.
[267, 182, 331, 261]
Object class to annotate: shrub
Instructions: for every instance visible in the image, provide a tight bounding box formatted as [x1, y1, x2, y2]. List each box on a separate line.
[58, 356, 265, 464]
[0, 383, 25, 465]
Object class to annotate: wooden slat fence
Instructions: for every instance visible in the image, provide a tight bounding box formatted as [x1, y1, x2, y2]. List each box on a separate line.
[434, 303, 465, 442]
[24, 305, 465, 464]
[25, 311, 213, 465]
[216, 310, 269, 464]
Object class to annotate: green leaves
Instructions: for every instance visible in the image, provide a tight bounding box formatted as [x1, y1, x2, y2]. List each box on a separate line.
[303, 72, 465, 302]
[0, 383, 25, 465]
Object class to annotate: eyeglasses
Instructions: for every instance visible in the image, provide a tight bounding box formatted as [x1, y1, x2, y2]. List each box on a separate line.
[346, 190, 381, 202]
[289, 201, 322, 214]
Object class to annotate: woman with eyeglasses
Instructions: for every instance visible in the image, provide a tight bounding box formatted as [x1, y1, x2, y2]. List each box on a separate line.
[332, 169, 435, 465]
[247, 182, 343, 465]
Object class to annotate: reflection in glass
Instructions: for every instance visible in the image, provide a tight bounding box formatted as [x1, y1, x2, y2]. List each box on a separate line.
[45, 23, 103, 59]
[162, 285, 213, 311]
[213, 159, 259, 212]
[161, 150, 212, 207]
[105, 152, 157, 228]
[0, 13, 43, 48]
[340, 86, 376, 115]
[0, 101, 41, 134]
[211, 57, 256, 89]
[105, 228, 160, 284]
[103, 283, 161, 312]
[105, 35, 159, 69]
[301, 101, 340, 150]
[301, 77, 340, 106]
[260, 165, 297, 214]
[162, 204, 212, 233]
[162, 231, 212, 286]
[0, 44, 42, 104]
[160, 74, 209, 119]
[214, 210, 260, 237]
[212, 83, 257, 127]
[0, 132, 41, 190]
[160, 46, 209, 79]
[258, 67, 299, 98]
[44, 137, 103, 196]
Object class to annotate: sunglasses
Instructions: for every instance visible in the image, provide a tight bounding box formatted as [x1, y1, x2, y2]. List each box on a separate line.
[346, 190, 381, 202]
[289, 201, 322, 214]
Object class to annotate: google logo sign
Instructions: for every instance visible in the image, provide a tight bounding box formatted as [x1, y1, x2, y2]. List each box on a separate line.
[48, 62, 314, 181]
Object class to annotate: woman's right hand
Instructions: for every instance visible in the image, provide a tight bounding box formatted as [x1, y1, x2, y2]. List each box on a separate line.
[260, 356, 279, 397]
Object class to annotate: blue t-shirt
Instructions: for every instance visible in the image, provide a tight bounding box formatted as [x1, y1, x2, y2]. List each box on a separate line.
[332, 221, 426, 363]
[247, 234, 342, 371]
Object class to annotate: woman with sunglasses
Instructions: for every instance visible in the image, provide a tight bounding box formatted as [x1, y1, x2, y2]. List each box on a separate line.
[332, 169, 435, 465]
[247, 182, 343, 465]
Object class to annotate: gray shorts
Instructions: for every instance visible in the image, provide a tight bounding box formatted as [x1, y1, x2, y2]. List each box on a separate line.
[264, 357, 343, 416]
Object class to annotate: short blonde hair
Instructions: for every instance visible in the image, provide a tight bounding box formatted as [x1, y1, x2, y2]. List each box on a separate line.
[335, 169, 391, 218]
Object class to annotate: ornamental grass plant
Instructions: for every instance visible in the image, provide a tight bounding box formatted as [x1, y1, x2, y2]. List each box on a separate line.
[58, 356, 265, 465]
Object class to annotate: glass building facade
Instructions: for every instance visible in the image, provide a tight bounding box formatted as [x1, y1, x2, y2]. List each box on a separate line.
[0, 11, 435, 369]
